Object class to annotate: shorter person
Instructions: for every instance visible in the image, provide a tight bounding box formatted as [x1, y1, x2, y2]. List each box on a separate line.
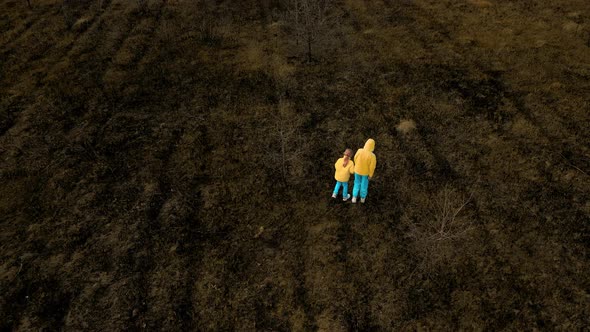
[332, 148, 355, 201]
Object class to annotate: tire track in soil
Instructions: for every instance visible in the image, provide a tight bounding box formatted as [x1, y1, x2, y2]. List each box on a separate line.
[150, 123, 213, 331]
[373, 4, 478, 192]
[40, 4, 163, 144]
[301, 205, 350, 330]
[291, 230, 316, 330]
[0, 142, 117, 329]
[447, 77, 587, 232]
[493, 91, 590, 245]
[422, 7, 588, 309]
[329, 6, 424, 325]
[334, 205, 374, 331]
[0, 0, 123, 142]
[49, 8, 183, 327]
[415, 32, 590, 236]
[0, 3, 114, 97]
[83, 4, 166, 134]
[340, 2, 471, 326]
[37, 0, 116, 78]
[505, 89, 589, 163]
[129, 105, 213, 330]
[262, 202, 316, 329]
[407, 1, 589, 151]
[392, 4, 590, 304]
[383, 66, 563, 285]
[270, 197, 354, 329]
[0, 3, 154, 281]
[327, 199, 407, 330]
[376, 5, 522, 220]
[443, 65, 585, 160]
[294, 198, 399, 331]
[0, 3, 54, 50]
[404, 2, 589, 187]
[169, 193, 207, 332]
[5, 0, 122, 86]
[375, 89, 484, 220]
[349, 10, 493, 319]
[183, 120, 271, 330]
[385, 0, 452, 54]
[127, 126, 184, 330]
[94, 4, 167, 118]
[61, 116, 205, 330]
[0, 4, 78, 79]
[355, 1, 480, 199]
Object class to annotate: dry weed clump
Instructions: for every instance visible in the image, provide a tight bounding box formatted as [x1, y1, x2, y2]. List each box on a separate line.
[265, 100, 310, 183]
[395, 119, 416, 134]
[102, 68, 127, 89]
[316, 310, 346, 332]
[510, 115, 541, 139]
[283, 0, 340, 62]
[241, 41, 266, 71]
[467, 0, 494, 9]
[562, 21, 582, 34]
[269, 54, 296, 81]
[112, 34, 146, 66]
[408, 186, 474, 269]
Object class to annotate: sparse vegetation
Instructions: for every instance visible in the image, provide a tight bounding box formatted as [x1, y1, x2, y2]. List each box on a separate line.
[408, 186, 475, 270]
[1, 0, 589, 330]
[284, 0, 337, 62]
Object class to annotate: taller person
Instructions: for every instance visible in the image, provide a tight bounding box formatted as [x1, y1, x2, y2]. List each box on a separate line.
[352, 138, 377, 204]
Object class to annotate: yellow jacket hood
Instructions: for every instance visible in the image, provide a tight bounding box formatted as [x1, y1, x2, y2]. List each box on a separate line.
[364, 139, 375, 152]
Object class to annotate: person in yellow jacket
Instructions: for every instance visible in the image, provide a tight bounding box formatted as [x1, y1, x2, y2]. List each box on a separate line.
[352, 139, 376, 203]
[332, 148, 355, 201]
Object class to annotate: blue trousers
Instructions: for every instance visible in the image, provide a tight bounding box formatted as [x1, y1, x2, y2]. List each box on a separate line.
[353, 174, 370, 199]
[333, 181, 349, 197]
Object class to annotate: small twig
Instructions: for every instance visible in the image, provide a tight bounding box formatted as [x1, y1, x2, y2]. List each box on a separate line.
[559, 153, 589, 177]
[452, 191, 474, 220]
[13, 263, 23, 281]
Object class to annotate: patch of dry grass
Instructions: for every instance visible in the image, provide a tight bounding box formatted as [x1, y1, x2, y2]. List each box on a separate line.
[396, 119, 416, 134]
[467, 0, 493, 9]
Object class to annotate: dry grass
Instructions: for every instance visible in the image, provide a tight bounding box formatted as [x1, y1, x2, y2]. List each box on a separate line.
[467, 0, 493, 9]
[1, 0, 589, 330]
[72, 17, 91, 32]
[242, 41, 266, 71]
[510, 116, 541, 139]
[563, 21, 582, 33]
[408, 186, 475, 269]
[396, 119, 417, 134]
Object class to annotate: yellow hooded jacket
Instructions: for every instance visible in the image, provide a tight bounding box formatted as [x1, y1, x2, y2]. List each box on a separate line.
[334, 158, 355, 182]
[354, 139, 376, 177]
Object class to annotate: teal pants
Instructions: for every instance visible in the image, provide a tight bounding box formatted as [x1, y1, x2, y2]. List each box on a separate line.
[333, 181, 349, 197]
[353, 174, 369, 199]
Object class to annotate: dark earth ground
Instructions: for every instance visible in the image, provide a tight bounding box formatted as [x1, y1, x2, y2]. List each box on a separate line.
[1, 0, 589, 330]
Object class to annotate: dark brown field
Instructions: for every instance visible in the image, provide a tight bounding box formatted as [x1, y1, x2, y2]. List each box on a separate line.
[1, 0, 589, 330]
